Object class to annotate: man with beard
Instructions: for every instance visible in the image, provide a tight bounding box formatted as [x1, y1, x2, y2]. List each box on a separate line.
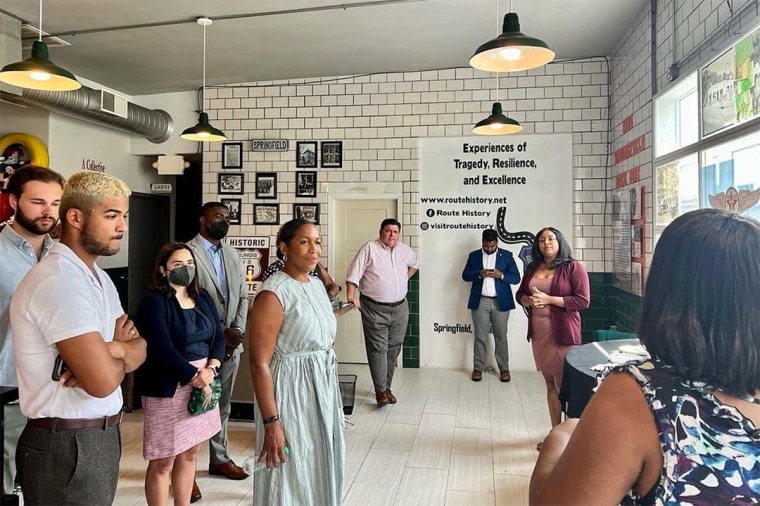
[0, 165, 64, 504]
[187, 202, 249, 501]
[10, 171, 146, 505]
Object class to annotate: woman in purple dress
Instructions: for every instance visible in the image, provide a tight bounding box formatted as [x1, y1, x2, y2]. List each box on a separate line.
[516, 227, 590, 430]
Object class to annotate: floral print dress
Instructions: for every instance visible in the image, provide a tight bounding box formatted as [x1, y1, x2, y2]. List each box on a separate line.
[609, 361, 760, 505]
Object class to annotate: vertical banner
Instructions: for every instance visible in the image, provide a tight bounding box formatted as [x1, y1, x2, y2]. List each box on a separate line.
[225, 236, 271, 297]
[419, 134, 573, 370]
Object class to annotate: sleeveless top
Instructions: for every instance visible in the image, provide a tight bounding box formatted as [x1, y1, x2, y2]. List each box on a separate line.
[252, 271, 344, 506]
[611, 361, 760, 505]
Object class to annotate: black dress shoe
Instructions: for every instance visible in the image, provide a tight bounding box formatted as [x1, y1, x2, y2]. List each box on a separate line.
[190, 479, 202, 503]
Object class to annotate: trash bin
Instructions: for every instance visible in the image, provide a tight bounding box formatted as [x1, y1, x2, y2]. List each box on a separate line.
[338, 374, 357, 415]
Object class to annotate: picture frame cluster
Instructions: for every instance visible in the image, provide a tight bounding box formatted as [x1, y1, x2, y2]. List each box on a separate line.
[215, 139, 339, 226]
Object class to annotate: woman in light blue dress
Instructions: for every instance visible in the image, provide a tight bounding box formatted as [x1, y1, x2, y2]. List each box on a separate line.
[248, 219, 345, 505]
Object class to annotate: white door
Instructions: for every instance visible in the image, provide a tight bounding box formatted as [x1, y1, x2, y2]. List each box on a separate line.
[333, 198, 398, 363]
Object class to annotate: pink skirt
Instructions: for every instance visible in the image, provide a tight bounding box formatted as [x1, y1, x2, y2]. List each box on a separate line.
[142, 359, 221, 460]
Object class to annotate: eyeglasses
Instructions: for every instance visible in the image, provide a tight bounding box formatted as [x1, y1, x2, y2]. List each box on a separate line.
[538, 237, 556, 244]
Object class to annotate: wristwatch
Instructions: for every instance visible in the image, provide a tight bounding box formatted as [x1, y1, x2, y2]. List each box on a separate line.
[209, 364, 220, 376]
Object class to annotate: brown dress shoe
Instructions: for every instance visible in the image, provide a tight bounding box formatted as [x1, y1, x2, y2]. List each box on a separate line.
[471, 370, 483, 382]
[385, 390, 397, 404]
[500, 370, 511, 382]
[190, 479, 202, 503]
[209, 460, 249, 480]
[376, 390, 390, 407]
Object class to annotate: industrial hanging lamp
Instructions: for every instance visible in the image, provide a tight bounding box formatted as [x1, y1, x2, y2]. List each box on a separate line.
[0, 0, 81, 91]
[180, 17, 227, 142]
[473, 2, 522, 136]
[473, 102, 522, 135]
[469, 0, 554, 73]
[473, 74, 522, 135]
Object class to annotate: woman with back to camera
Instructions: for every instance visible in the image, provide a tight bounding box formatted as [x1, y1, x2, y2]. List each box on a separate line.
[516, 227, 590, 433]
[530, 209, 760, 505]
[248, 218, 345, 505]
[136, 242, 226, 506]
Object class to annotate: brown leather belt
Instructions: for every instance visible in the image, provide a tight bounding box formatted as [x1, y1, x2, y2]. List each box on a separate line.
[28, 411, 124, 431]
[362, 295, 406, 308]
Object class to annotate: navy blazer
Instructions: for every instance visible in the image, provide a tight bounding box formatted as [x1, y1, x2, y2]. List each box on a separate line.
[135, 289, 226, 398]
[461, 247, 521, 312]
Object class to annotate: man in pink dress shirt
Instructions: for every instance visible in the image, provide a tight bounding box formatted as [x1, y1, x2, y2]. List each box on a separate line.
[346, 219, 419, 407]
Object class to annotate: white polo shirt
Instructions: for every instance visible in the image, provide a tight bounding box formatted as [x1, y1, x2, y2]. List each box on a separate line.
[10, 242, 124, 419]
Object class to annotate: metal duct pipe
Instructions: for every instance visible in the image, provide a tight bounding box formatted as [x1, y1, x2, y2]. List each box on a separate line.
[3, 86, 173, 143]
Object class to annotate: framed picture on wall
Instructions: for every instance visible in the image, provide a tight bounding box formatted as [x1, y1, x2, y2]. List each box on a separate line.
[321, 141, 342, 168]
[221, 198, 242, 225]
[296, 141, 318, 168]
[221, 141, 243, 169]
[294, 203, 320, 224]
[218, 173, 244, 195]
[255, 172, 277, 199]
[295, 171, 317, 198]
[253, 204, 280, 225]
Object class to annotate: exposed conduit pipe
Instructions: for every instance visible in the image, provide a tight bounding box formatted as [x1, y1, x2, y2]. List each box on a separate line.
[1, 86, 173, 143]
[651, 0, 658, 96]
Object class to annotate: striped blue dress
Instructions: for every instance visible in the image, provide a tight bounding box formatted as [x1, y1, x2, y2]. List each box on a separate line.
[254, 271, 345, 505]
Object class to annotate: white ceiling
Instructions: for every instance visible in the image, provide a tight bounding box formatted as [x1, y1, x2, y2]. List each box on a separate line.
[0, 0, 650, 96]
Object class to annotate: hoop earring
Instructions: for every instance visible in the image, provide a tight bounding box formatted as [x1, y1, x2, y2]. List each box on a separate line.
[282, 255, 288, 262]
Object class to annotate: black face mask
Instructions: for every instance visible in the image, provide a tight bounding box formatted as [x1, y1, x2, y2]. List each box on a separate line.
[207, 221, 230, 240]
[168, 265, 196, 287]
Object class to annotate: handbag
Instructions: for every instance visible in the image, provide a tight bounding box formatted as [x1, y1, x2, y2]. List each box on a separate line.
[188, 379, 222, 416]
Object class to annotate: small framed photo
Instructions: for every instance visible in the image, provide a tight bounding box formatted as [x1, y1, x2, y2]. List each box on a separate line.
[221, 198, 242, 225]
[321, 141, 342, 168]
[218, 173, 244, 195]
[294, 203, 320, 224]
[253, 204, 280, 225]
[295, 171, 317, 198]
[255, 172, 277, 200]
[222, 141, 243, 169]
[296, 141, 318, 168]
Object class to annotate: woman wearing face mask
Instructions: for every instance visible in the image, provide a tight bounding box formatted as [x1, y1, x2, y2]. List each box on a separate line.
[135, 242, 226, 506]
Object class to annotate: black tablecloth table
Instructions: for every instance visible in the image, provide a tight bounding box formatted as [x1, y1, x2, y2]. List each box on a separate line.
[558, 339, 640, 418]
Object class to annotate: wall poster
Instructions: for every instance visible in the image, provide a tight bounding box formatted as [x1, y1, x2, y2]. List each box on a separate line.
[419, 134, 573, 371]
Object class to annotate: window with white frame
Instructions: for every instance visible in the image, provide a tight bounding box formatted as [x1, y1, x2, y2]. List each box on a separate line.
[654, 72, 698, 158]
[701, 131, 760, 220]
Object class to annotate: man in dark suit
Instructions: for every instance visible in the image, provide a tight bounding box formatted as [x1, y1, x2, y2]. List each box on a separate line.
[187, 202, 249, 501]
[461, 229, 521, 383]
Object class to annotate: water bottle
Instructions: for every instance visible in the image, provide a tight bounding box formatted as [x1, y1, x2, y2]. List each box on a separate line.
[242, 446, 290, 475]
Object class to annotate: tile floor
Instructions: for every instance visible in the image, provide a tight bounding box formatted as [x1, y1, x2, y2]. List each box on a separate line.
[112, 364, 551, 505]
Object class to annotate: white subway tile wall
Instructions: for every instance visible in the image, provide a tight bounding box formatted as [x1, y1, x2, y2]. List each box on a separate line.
[608, 0, 760, 278]
[199, 1, 760, 285]
[203, 59, 611, 273]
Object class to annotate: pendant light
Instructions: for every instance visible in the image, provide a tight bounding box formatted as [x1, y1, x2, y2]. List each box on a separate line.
[469, 0, 554, 73]
[473, 74, 522, 135]
[180, 17, 227, 142]
[473, 3, 522, 136]
[0, 0, 81, 91]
